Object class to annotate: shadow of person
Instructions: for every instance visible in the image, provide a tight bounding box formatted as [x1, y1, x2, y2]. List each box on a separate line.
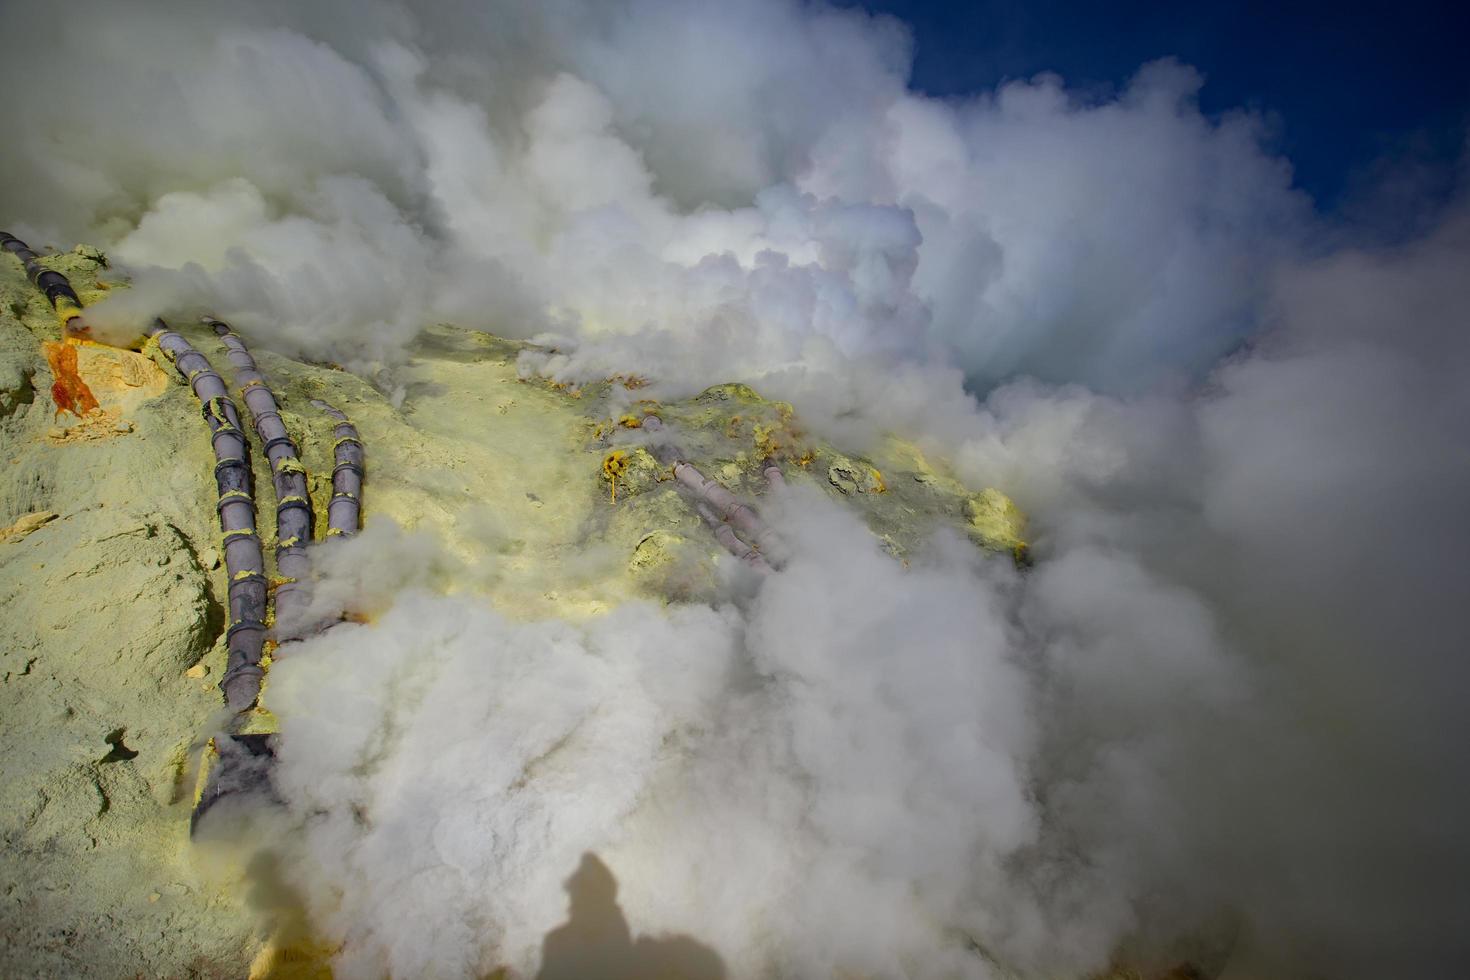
[535, 853, 725, 980]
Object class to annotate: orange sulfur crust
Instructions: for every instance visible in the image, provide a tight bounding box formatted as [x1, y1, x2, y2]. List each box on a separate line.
[42, 340, 100, 419]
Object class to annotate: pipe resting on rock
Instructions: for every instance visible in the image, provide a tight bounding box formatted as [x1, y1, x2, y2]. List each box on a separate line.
[185, 336, 368, 832]
[147, 319, 266, 712]
[641, 415, 783, 570]
[311, 400, 362, 538]
[671, 459, 785, 560]
[0, 231, 86, 336]
[704, 506, 768, 568]
[204, 318, 314, 644]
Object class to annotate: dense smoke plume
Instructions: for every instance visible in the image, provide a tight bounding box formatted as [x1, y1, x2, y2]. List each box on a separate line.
[4, 0, 1467, 977]
[1, 0, 1303, 392]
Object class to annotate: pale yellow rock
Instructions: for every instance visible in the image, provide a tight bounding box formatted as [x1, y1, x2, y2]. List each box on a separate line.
[115, 351, 154, 388]
[1, 510, 57, 543]
[1, 244, 256, 974]
[964, 487, 1028, 558]
[44, 407, 129, 444]
[827, 454, 885, 495]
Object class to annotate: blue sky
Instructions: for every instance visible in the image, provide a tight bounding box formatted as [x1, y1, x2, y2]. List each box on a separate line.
[840, 0, 1469, 218]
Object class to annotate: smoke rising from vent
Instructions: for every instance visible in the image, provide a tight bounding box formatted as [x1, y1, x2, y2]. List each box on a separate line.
[1, 0, 1303, 392]
[4, 0, 1467, 976]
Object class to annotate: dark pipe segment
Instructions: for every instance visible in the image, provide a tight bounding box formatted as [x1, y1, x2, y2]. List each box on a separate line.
[0, 231, 84, 329]
[35, 269, 81, 307]
[0, 231, 38, 263]
[310, 400, 362, 538]
[147, 319, 266, 712]
[203, 318, 315, 643]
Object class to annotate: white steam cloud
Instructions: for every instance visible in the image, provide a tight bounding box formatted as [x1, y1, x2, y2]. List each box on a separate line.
[1, 0, 1301, 391]
[4, 0, 1467, 977]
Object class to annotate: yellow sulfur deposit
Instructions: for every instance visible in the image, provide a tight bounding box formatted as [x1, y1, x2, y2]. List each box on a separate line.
[602, 449, 629, 503]
[964, 487, 1029, 561]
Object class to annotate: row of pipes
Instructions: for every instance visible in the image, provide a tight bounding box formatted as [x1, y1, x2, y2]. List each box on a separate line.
[146, 317, 363, 713]
[147, 322, 270, 711]
[149, 315, 364, 826]
[0, 232, 363, 717]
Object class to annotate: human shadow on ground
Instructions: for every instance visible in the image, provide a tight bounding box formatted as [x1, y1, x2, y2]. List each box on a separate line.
[534, 852, 725, 980]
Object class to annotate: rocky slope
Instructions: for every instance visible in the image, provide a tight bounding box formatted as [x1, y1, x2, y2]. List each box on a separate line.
[0, 243, 1025, 977]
